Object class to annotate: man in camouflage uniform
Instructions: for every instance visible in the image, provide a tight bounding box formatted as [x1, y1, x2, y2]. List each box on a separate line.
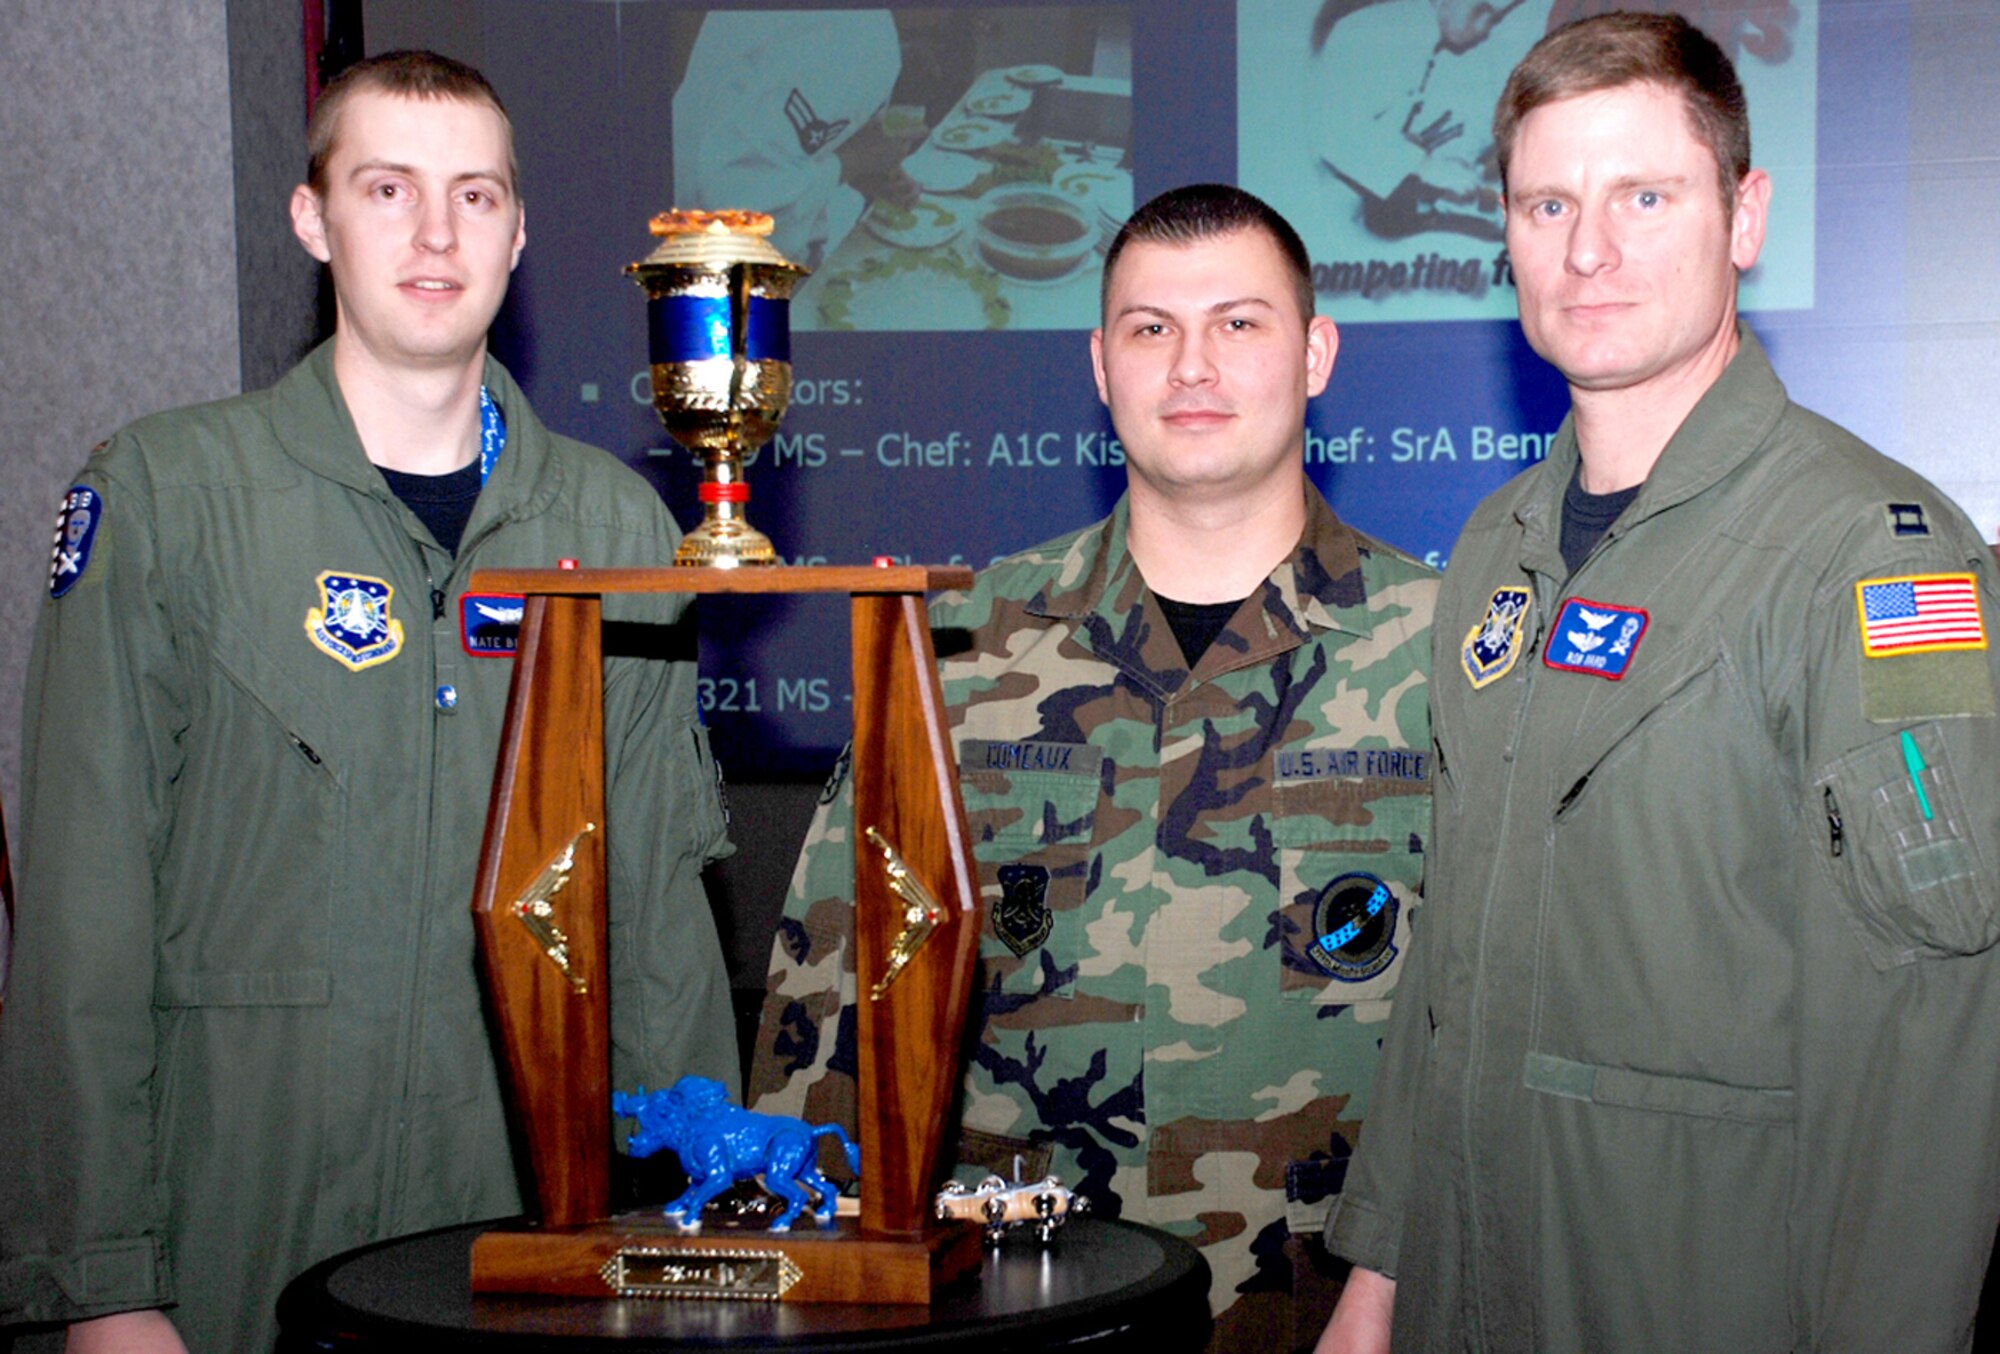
[748, 184, 1437, 1350]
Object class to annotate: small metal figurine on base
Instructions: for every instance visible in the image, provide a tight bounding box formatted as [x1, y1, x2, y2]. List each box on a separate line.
[614, 1075, 860, 1233]
[935, 1166, 1087, 1246]
[626, 210, 808, 568]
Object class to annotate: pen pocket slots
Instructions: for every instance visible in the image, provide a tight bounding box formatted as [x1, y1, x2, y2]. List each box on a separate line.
[1816, 723, 1997, 967]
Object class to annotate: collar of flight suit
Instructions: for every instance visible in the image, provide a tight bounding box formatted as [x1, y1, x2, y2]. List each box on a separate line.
[264, 339, 568, 528]
[1513, 321, 1793, 577]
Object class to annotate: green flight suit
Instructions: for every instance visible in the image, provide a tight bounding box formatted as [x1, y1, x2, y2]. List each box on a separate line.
[0, 344, 736, 1352]
[749, 489, 1437, 1351]
[1332, 330, 2000, 1352]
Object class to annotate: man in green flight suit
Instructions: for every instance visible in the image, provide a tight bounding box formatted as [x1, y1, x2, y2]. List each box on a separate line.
[1322, 13, 2000, 1353]
[747, 184, 1439, 1351]
[0, 52, 736, 1353]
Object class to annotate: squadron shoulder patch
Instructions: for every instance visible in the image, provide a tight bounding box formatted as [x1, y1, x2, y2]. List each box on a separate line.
[1543, 597, 1649, 679]
[1462, 586, 1530, 688]
[49, 485, 103, 599]
[305, 571, 404, 671]
[1855, 573, 1986, 657]
[460, 591, 524, 657]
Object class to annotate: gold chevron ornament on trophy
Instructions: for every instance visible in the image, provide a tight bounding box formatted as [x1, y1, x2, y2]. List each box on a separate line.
[626, 209, 808, 568]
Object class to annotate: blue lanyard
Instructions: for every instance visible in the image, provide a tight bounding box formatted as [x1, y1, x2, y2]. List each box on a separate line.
[478, 384, 507, 486]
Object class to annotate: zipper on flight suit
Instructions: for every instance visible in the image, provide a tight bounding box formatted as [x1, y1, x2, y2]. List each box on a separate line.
[1824, 786, 1844, 857]
[383, 530, 449, 1222]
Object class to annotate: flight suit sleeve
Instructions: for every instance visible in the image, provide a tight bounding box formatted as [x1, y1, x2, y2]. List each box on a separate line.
[601, 583, 742, 1104]
[0, 447, 188, 1324]
[1796, 518, 2000, 1350]
[742, 751, 862, 1182]
[1323, 794, 1433, 1279]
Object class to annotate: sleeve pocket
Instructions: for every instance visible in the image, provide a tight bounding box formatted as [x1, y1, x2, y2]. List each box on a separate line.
[1816, 723, 2000, 969]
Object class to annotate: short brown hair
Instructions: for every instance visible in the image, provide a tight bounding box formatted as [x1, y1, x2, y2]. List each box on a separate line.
[1493, 11, 1749, 206]
[1101, 183, 1315, 326]
[306, 50, 517, 196]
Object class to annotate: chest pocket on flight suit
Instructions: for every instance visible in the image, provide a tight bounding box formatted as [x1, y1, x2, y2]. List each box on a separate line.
[959, 739, 1100, 1000]
[1272, 767, 1427, 1010]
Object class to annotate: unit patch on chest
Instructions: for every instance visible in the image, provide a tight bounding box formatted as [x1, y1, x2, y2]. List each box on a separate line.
[993, 863, 1054, 957]
[305, 571, 404, 671]
[1543, 597, 1649, 680]
[461, 591, 524, 657]
[1462, 586, 1530, 688]
[1308, 871, 1399, 982]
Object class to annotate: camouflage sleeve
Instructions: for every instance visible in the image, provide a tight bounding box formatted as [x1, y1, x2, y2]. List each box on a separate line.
[743, 748, 863, 1184]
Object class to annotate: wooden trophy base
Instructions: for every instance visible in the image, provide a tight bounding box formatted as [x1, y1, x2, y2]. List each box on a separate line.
[470, 1212, 984, 1304]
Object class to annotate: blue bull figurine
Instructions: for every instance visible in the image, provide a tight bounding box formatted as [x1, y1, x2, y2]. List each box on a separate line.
[612, 1074, 861, 1232]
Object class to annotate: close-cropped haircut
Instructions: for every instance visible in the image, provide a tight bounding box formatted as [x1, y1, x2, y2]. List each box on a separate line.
[306, 50, 518, 197]
[1100, 183, 1316, 325]
[1494, 11, 1750, 207]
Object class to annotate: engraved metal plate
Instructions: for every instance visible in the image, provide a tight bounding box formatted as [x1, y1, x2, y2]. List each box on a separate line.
[598, 1246, 803, 1300]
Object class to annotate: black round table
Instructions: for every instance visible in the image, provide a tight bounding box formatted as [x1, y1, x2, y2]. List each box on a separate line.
[277, 1217, 1212, 1351]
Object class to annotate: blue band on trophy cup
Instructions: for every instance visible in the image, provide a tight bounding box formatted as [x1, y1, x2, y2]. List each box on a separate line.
[648, 294, 792, 364]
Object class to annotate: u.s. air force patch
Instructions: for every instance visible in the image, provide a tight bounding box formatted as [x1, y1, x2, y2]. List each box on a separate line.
[305, 571, 404, 671]
[1463, 585, 1530, 688]
[1308, 871, 1398, 982]
[49, 485, 103, 599]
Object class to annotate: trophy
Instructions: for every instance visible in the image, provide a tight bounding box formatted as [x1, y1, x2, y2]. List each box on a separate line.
[461, 211, 984, 1304]
[626, 211, 808, 568]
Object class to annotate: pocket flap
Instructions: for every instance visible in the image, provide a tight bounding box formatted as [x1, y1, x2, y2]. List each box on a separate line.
[1524, 1051, 1793, 1124]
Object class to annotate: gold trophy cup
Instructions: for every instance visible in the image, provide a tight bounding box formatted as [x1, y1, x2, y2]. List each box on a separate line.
[627, 212, 808, 567]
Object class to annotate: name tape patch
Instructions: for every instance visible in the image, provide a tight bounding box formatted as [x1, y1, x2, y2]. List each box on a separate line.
[1543, 597, 1649, 680]
[461, 591, 524, 657]
[1857, 573, 1987, 657]
[960, 739, 1102, 777]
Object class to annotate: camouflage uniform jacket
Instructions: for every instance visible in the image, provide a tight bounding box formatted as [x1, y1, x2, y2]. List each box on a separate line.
[749, 488, 1437, 1349]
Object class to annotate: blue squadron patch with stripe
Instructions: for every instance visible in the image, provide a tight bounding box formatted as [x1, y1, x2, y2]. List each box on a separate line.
[460, 591, 524, 657]
[305, 571, 404, 671]
[1462, 585, 1530, 688]
[1544, 597, 1649, 679]
[1309, 871, 1399, 982]
[49, 485, 103, 599]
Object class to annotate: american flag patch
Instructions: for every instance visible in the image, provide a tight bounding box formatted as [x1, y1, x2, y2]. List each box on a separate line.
[1855, 573, 1987, 657]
